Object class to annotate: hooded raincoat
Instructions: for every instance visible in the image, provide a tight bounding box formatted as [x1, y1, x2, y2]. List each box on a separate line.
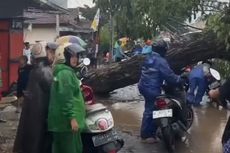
[48, 64, 86, 153]
[138, 52, 181, 138]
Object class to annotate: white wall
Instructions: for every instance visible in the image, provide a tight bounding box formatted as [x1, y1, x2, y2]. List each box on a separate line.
[24, 26, 57, 44]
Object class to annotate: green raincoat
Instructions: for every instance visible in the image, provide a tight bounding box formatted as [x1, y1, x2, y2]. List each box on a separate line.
[48, 64, 86, 153]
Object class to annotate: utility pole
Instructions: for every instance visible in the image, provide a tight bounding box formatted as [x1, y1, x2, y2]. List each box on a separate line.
[56, 14, 60, 37]
[110, 13, 114, 62]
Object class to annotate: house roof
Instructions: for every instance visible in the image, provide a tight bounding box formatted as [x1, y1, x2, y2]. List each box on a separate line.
[24, 9, 77, 25]
[24, 7, 93, 33]
[27, 0, 69, 13]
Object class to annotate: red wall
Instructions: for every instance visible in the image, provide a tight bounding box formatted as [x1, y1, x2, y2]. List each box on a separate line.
[0, 20, 23, 92]
[0, 32, 9, 91]
[9, 31, 23, 84]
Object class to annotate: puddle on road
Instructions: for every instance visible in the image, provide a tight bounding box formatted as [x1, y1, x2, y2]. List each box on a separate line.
[99, 85, 229, 153]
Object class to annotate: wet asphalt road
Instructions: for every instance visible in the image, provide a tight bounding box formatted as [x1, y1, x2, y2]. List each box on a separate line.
[100, 85, 229, 153]
[0, 85, 229, 153]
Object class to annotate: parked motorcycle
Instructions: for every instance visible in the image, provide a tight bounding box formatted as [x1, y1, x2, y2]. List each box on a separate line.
[153, 82, 194, 153]
[79, 58, 124, 153]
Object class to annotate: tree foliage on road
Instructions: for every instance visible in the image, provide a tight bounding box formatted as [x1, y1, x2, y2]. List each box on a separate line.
[206, 7, 230, 50]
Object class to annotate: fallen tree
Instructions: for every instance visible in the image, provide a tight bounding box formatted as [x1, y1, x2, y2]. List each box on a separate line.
[84, 32, 230, 94]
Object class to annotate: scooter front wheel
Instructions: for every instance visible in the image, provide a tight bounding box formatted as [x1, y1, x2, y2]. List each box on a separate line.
[162, 126, 175, 153]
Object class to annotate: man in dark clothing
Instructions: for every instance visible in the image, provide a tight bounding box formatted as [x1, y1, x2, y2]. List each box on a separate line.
[138, 40, 182, 143]
[13, 42, 53, 153]
[46, 42, 58, 65]
[209, 79, 230, 153]
[17, 56, 32, 98]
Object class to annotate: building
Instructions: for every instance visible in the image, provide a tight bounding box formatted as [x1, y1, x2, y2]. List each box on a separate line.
[0, 0, 67, 92]
[0, 0, 28, 92]
[24, 7, 93, 44]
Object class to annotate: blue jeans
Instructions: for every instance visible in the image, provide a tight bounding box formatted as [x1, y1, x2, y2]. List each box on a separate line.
[187, 77, 207, 105]
[139, 86, 158, 139]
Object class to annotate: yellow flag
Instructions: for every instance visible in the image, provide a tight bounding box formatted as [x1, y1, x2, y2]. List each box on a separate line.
[91, 9, 100, 32]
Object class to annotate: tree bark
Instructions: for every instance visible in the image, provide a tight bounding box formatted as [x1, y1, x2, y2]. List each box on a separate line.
[84, 32, 230, 94]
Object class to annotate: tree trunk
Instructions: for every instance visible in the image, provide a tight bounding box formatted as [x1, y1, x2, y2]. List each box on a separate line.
[84, 32, 230, 94]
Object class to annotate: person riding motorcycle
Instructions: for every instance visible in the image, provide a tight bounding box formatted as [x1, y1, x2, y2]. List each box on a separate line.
[138, 39, 183, 143]
[48, 43, 86, 153]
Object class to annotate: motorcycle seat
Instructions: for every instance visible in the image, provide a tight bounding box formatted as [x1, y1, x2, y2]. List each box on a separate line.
[86, 103, 107, 113]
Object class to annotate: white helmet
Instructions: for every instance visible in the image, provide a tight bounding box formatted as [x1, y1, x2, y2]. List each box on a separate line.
[210, 68, 221, 81]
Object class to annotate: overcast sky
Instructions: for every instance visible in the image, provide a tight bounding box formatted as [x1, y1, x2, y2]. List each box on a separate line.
[68, 0, 94, 8]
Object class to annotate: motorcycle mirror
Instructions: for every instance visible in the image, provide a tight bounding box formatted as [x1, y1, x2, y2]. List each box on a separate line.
[210, 68, 221, 81]
[83, 58, 91, 66]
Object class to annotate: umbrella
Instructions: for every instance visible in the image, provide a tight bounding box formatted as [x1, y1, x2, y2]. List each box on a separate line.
[56, 35, 87, 47]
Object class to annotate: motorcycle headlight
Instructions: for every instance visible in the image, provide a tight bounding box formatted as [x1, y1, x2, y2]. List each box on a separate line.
[97, 119, 109, 130]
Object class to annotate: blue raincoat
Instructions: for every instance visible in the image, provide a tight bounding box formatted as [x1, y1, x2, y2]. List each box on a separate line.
[138, 52, 181, 138]
[187, 65, 208, 105]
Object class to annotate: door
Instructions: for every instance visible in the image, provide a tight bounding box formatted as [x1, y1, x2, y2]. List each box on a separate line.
[0, 31, 10, 92]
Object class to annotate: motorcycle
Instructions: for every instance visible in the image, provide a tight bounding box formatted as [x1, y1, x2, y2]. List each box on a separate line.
[153, 82, 194, 153]
[79, 58, 124, 153]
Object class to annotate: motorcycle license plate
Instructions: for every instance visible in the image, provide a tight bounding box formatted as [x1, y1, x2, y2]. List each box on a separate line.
[153, 109, 173, 119]
[92, 130, 119, 147]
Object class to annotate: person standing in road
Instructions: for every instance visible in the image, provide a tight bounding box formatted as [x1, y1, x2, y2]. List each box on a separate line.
[13, 42, 53, 153]
[46, 42, 58, 65]
[23, 42, 31, 64]
[48, 43, 86, 153]
[16, 56, 32, 112]
[138, 40, 182, 143]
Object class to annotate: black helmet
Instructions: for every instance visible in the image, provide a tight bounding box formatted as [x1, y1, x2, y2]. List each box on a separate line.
[64, 43, 85, 66]
[152, 40, 168, 57]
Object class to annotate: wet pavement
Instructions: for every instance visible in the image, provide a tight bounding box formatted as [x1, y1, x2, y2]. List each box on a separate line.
[102, 85, 229, 153]
[0, 85, 229, 153]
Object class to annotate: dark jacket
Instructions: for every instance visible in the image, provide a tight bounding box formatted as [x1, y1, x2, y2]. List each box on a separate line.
[220, 79, 230, 144]
[13, 58, 53, 153]
[17, 64, 32, 97]
[138, 52, 181, 97]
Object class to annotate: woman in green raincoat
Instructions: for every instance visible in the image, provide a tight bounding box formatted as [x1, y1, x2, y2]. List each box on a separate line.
[48, 43, 86, 153]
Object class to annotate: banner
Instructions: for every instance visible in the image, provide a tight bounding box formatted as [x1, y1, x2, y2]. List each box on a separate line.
[91, 9, 100, 32]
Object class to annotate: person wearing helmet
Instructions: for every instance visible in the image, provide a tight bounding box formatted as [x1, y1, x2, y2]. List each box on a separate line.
[14, 42, 53, 153]
[138, 39, 182, 143]
[46, 42, 58, 65]
[186, 62, 218, 106]
[48, 43, 86, 153]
